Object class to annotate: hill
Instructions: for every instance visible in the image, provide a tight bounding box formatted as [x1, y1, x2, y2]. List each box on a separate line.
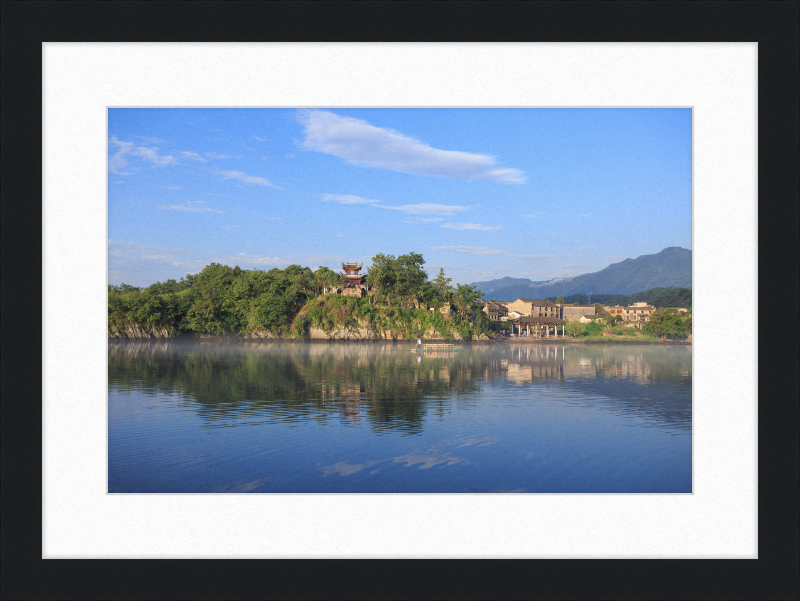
[475, 247, 691, 300]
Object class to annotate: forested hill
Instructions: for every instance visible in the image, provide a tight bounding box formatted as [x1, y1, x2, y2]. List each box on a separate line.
[473, 247, 691, 300]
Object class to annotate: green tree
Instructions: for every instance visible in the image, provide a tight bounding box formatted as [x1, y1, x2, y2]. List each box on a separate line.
[366, 253, 396, 301]
[573, 301, 580, 306]
[564, 320, 584, 337]
[452, 283, 483, 321]
[642, 308, 689, 340]
[393, 252, 427, 307]
[556, 295, 565, 304]
[431, 268, 454, 308]
[314, 266, 341, 295]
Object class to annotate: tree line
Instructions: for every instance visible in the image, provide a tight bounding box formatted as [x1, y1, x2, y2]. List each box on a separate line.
[108, 252, 489, 339]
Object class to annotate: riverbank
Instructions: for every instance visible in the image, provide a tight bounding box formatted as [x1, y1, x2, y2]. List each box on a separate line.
[495, 337, 690, 345]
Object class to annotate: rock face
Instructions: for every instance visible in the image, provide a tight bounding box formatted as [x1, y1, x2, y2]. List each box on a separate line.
[108, 325, 174, 339]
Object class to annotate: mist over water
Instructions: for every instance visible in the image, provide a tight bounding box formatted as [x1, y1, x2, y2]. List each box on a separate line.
[109, 341, 691, 493]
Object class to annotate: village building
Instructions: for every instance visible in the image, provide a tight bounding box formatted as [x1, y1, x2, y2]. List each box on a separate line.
[560, 304, 596, 322]
[604, 302, 656, 326]
[482, 301, 508, 321]
[506, 298, 560, 319]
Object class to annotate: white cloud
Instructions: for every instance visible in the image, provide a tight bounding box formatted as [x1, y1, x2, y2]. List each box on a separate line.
[253, 136, 266, 142]
[378, 203, 469, 216]
[434, 246, 568, 261]
[579, 213, 590, 218]
[135, 136, 169, 144]
[159, 201, 224, 213]
[297, 109, 526, 184]
[441, 223, 501, 231]
[160, 185, 182, 190]
[181, 151, 239, 162]
[108, 239, 286, 284]
[321, 194, 380, 205]
[109, 136, 176, 173]
[217, 170, 282, 189]
[180, 151, 207, 162]
[404, 217, 445, 224]
[522, 212, 545, 219]
[112, 180, 124, 184]
[435, 245, 508, 256]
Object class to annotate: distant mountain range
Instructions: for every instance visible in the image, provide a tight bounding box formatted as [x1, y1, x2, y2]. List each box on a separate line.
[472, 247, 692, 300]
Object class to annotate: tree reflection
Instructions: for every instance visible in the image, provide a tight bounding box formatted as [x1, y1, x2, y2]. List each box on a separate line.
[108, 341, 488, 434]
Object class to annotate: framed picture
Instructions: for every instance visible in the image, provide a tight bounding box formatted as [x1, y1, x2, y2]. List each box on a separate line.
[3, 2, 796, 599]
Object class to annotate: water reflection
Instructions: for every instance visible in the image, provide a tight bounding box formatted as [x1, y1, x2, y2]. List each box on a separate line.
[109, 341, 691, 433]
[109, 341, 691, 492]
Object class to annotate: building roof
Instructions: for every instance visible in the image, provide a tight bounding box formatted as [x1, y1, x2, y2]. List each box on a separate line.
[515, 298, 557, 307]
[342, 262, 362, 270]
[510, 316, 566, 324]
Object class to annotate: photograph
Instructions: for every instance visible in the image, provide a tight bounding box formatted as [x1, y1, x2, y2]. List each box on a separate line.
[108, 107, 693, 493]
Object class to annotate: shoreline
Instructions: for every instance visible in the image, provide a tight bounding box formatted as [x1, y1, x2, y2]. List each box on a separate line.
[108, 335, 690, 346]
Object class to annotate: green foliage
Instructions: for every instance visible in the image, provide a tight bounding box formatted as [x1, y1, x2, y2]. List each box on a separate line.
[108, 256, 494, 340]
[556, 295, 565, 304]
[564, 320, 584, 337]
[642, 308, 689, 339]
[432, 268, 454, 308]
[582, 320, 604, 336]
[573, 301, 580, 306]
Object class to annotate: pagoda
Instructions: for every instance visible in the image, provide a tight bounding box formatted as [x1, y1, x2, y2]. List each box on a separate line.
[339, 261, 366, 297]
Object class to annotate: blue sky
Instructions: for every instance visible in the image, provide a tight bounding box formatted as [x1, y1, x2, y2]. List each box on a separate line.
[108, 108, 691, 287]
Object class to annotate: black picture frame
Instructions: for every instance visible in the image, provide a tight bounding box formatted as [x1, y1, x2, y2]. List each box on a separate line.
[2, 2, 797, 599]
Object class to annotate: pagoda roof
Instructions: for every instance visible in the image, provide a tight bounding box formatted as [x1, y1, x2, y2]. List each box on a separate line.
[342, 262, 362, 270]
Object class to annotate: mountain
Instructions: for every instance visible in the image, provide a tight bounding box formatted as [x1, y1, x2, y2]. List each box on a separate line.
[473, 247, 691, 300]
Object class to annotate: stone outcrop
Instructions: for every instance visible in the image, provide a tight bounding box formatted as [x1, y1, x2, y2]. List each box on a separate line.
[108, 325, 175, 339]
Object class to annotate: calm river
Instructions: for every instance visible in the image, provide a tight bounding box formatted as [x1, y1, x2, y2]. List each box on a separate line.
[109, 341, 691, 493]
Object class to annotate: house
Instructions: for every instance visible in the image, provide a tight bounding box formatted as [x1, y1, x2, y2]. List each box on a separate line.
[506, 298, 560, 319]
[482, 301, 508, 321]
[560, 304, 596, 322]
[605, 302, 656, 324]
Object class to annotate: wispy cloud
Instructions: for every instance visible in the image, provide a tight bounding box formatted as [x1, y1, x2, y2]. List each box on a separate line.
[435, 246, 568, 261]
[404, 217, 444, 224]
[160, 185, 182, 190]
[135, 136, 169, 144]
[297, 109, 527, 184]
[159, 201, 224, 214]
[253, 136, 266, 142]
[180, 150, 239, 162]
[579, 213, 590, 218]
[108, 239, 283, 280]
[378, 203, 469, 216]
[223, 225, 240, 230]
[435, 246, 509, 256]
[441, 223, 501, 231]
[217, 170, 282, 189]
[522, 212, 545, 219]
[321, 194, 380, 205]
[109, 136, 176, 174]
